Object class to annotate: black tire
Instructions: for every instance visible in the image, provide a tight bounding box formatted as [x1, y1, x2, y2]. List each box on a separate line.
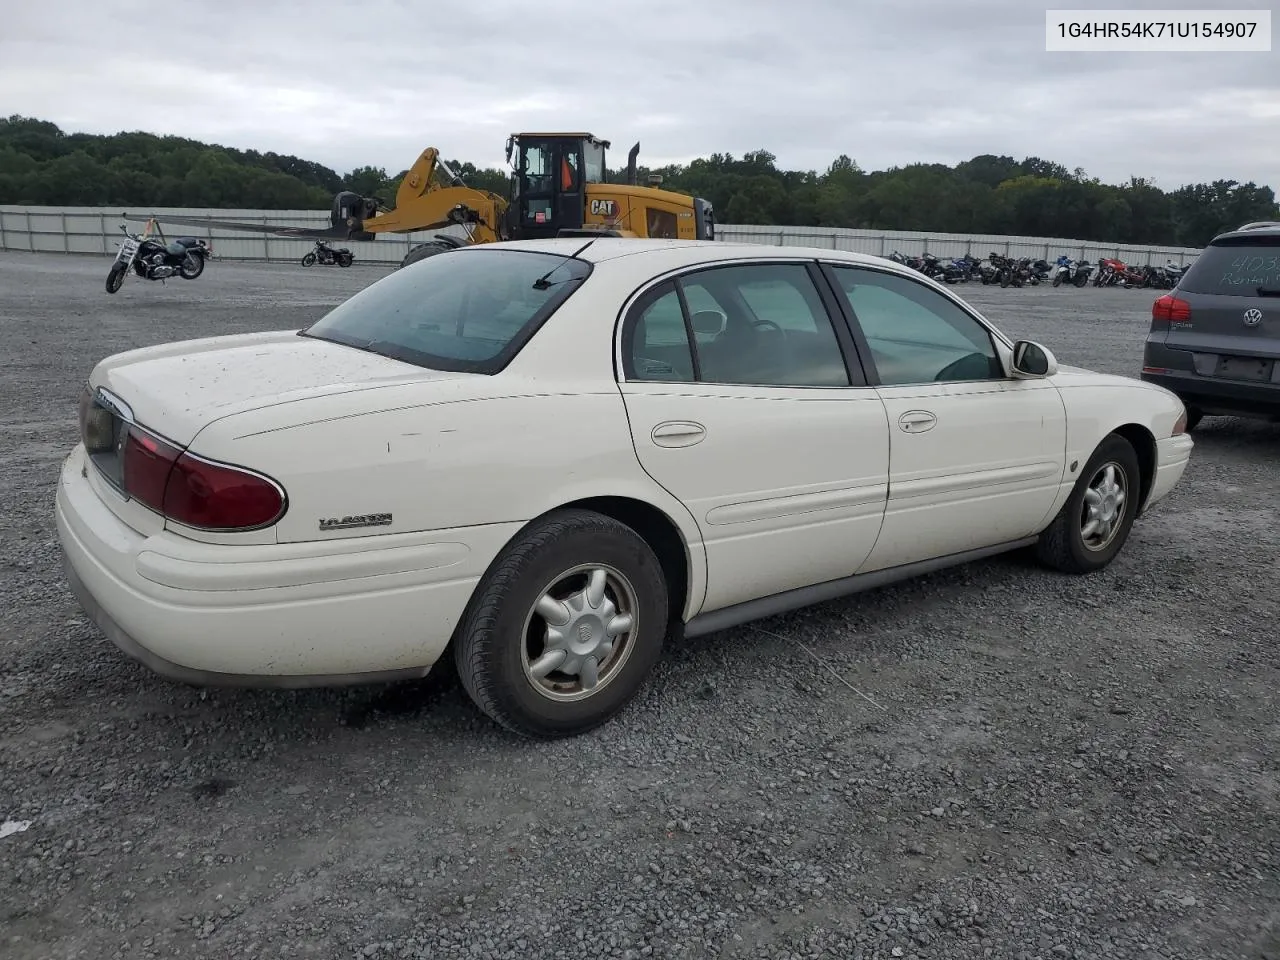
[337, 253, 353, 267]
[453, 508, 669, 739]
[179, 253, 204, 279]
[399, 240, 456, 270]
[1035, 433, 1142, 574]
[1074, 272, 1090, 287]
[301, 253, 317, 267]
[1052, 273, 1063, 287]
[999, 269, 1012, 288]
[1182, 405, 1204, 432]
[105, 262, 125, 294]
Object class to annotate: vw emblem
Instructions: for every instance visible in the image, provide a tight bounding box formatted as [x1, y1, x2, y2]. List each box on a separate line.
[1243, 308, 1263, 327]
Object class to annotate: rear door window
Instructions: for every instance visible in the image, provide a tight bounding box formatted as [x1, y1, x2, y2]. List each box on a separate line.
[1178, 240, 1280, 296]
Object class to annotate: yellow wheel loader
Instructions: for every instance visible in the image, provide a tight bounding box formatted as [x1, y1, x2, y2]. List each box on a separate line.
[126, 133, 716, 269]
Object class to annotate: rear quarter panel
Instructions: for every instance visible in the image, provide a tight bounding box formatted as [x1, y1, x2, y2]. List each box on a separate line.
[187, 384, 697, 544]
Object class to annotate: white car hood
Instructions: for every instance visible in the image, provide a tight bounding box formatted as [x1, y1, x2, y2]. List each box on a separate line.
[89, 330, 467, 446]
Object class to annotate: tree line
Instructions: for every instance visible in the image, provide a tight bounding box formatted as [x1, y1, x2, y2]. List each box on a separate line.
[2, 115, 1275, 248]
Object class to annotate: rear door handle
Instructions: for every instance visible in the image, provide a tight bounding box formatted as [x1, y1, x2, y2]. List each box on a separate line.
[898, 410, 937, 433]
[651, 421, 706, 447]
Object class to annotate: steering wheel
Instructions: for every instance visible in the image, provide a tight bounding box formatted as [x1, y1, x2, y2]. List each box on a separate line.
[752, 319, 783, 334]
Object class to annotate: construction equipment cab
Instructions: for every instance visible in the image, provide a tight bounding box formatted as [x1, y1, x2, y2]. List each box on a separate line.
[503, 132, 716, 242]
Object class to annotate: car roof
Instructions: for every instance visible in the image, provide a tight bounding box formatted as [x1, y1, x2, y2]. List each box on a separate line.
[475, 236, 894, 269]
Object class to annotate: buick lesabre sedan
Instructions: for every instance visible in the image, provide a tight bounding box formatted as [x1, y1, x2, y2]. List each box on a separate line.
[56, 238, 1194, 738]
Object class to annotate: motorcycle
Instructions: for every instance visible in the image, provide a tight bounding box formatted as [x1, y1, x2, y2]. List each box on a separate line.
[301, 239, 354, 267]
[105, 223, 211, 294]
[1092, 257, 1127, 287]
[1051, 255, 1094, 287]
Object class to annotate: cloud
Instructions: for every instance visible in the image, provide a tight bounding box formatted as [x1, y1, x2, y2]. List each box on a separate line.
[4, 0, 1277, 191]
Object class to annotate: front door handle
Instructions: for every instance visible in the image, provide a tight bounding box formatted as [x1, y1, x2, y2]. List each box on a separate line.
[898, 410, 937, 433]
[651, 421, 706, 447]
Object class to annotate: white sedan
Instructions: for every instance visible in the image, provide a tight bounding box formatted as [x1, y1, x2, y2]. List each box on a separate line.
[56, 238, 1194, 738]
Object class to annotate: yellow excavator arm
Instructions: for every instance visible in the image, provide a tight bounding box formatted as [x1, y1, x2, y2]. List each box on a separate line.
[347, 147, 507, 244]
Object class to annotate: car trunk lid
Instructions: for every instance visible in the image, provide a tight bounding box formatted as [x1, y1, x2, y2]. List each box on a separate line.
[88, 330, 469, 447]
[78, 330, 474, 534]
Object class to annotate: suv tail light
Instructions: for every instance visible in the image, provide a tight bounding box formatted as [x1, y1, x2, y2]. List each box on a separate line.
[1151, 294, 1191, 331]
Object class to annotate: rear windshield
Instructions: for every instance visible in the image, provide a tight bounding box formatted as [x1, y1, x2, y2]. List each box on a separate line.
[1178, 239, 1280, 297]
[301, 247, 592, 373]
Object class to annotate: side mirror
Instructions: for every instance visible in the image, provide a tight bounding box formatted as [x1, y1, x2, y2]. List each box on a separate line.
[689, 309, 726, 336]
[1010, 340, 1058, 378]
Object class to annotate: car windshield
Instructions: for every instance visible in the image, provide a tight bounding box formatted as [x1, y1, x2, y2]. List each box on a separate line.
[1177, 239, 1280, 297]
[301, 247, 592, 373]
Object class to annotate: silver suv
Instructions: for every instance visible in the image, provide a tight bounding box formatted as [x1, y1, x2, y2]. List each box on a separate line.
[1140, 220, 1280, 430]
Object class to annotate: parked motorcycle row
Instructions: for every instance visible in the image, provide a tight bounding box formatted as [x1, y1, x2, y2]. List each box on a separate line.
[886, 250, 1193, 290]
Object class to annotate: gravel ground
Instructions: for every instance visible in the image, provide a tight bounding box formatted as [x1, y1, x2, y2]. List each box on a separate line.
[2, 249, 1278, 960]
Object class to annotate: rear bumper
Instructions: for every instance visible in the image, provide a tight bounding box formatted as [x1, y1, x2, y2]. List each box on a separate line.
[55, 444, 518, 687]
[1141, 339, 1280, 417]
[1140, 369, 1280, 417]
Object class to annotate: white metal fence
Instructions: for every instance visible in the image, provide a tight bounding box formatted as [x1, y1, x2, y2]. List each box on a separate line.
[0, 205, 1203, 266]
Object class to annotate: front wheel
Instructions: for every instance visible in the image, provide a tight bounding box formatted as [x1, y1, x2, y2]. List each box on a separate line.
[1035, 433, 1141, 574]
[105, 262, 125, 294]
[1052, 273, 1064, 287]
[301, 253, 317, 267]
[453, 508, 669, 739]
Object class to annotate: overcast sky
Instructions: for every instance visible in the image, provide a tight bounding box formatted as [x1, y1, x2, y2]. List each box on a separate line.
[4, 0, 1277, 190]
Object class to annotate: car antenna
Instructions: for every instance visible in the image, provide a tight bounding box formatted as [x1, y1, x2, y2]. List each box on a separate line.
[532, 238, 596, 290]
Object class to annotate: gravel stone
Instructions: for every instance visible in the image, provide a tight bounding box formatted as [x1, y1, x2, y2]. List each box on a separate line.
[1, 251, 1278, 960]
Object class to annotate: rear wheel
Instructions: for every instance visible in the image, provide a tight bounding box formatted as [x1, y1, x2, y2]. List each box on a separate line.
[337, 251, 353, 267]
[179, 253, 204, 279]
[1074, 272, 1090, 287]
[1035, 434, 1141, 574]
[453, 509, 669, 739]
[105, 262, 125, 294]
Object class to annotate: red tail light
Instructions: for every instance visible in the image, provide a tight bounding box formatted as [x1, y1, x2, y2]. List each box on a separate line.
[1151, 294, 1191, 330]
[121, 427, 285, 530]
[163, 451, 285, 530]
[122, 430, 179, 513]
